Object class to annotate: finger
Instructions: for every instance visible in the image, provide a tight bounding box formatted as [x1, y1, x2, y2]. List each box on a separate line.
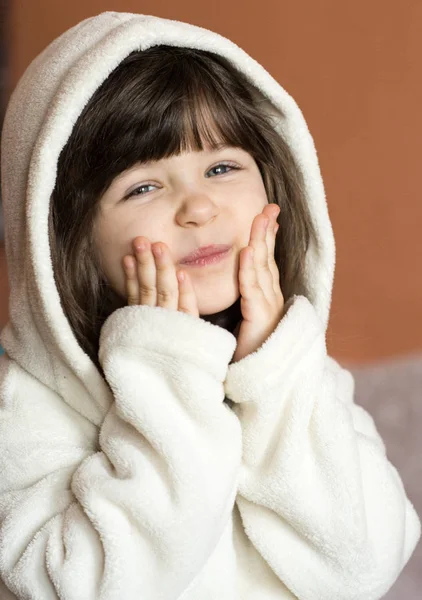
[152, 243, 179, 311]
[238, 246, 263, 321]
[123, 255, 140, 306]
[266, 218, 278, 257]
[259, 204, 281, 293]
[262, 203, 280, 223]
[262, 204, 280, 269]
[134, 238, 157, 306]
[177, 270, 199, 317]
[266, 220, 281, 294]
[249, 214, 275, 302]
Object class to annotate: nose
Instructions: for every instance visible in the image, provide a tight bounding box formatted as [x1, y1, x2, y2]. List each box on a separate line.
[175, 191, 218, 227]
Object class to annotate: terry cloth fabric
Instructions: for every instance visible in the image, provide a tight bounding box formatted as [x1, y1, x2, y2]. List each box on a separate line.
[0, 11, 420, 600]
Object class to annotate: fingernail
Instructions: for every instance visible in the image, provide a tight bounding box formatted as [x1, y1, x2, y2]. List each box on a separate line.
[124, 256, 134, 270]
[135, 242, 147, 252]
[152, 245, 163, 257]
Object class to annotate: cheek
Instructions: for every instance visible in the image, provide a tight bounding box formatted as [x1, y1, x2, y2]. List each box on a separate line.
[255, 174, 269, 206]
[93, 215, 129, 290]
[93, 235, 122, 294]
[94, 209, 163, 291]
[234, 183, 268, 240]
[240, 175, 268, 215]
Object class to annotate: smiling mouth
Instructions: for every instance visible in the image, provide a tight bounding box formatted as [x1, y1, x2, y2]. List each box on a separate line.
[180, 247, 232, 267]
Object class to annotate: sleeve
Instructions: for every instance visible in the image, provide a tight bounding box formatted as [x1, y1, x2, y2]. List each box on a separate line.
[224, 294, 421, 600]
[0, 305, 242, 600]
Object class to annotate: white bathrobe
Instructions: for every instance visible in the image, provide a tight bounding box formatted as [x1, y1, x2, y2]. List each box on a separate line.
[0, 11, 419, 600]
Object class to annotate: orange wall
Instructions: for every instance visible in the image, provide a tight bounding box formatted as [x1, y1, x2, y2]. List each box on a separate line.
[1, 0, 421, 365]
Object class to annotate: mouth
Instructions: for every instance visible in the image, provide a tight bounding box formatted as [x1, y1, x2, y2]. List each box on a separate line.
[179, 245, 233, 267]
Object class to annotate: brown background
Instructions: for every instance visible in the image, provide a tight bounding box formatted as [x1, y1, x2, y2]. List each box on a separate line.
[1, 0, 421, 365]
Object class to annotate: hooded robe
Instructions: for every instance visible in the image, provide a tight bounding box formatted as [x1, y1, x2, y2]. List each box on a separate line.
[0, 11, 419, 600]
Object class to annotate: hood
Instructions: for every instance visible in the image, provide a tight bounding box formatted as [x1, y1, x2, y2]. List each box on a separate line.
[0, 11, 335, 423]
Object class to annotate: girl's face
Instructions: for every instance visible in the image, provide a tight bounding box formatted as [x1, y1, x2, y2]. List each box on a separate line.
[94, 144, 268, 315]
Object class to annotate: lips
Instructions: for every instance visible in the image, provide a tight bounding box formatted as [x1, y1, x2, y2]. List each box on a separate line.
[179, 244, 232, 265]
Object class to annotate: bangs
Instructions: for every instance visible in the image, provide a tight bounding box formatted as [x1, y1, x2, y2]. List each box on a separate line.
[77, 46, 265, 196]
[117, 85, 243, 161]
[135, 74, 252, 158]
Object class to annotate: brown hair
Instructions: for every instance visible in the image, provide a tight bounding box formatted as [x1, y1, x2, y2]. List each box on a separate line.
[49, 45, 320, 375]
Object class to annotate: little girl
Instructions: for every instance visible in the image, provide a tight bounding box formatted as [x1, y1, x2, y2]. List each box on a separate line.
[0, 11, 419, 600]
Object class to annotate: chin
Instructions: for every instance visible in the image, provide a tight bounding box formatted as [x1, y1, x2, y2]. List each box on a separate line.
[198, 289, 240, 316]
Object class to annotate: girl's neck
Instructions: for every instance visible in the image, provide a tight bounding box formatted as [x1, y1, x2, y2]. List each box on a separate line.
[105, 287, 242, 335]
[200, 296, 242, 335]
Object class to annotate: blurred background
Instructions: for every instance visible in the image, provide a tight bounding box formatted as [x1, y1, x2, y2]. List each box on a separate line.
[0, 1, 421, 597]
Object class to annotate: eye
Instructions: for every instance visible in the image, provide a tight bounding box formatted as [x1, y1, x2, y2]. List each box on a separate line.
[206, 162, 241, 178]
[125, 183, 158, 199]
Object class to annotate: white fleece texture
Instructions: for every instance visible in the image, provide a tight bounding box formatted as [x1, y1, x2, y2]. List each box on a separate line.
[0, 10, 420, 600]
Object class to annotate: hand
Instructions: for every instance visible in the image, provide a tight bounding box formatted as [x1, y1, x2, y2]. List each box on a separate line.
[231, 204, 285, 363]
[122, 238, 199, 318]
